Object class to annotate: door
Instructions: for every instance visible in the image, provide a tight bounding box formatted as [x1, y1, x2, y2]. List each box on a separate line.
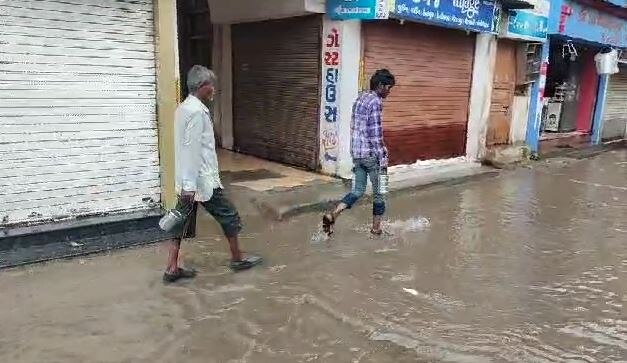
[232, 15, 321, 170]
[177, 0, 213, 100]
[488, 40, 517, 146]
[0, 0, 160, 227]
[363, 21, 475, 165]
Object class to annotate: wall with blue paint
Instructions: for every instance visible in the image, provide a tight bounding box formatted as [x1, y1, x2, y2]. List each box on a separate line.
[548, 0, 627, 47]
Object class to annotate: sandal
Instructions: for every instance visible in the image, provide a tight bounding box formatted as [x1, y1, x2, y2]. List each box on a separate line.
[163, 267, 197, 283]
[370, 229, 383, 236]
[322, 213, 335, 235]
[230, 255, 263, 272]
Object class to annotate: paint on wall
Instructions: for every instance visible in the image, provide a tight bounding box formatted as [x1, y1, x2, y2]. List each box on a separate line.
[320, 19, 342, 173]
[510, 95, 530, 143]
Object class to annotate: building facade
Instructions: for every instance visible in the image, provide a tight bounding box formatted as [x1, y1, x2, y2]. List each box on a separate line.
[0, 0, 180, 229]
[525, 0, 627, 155]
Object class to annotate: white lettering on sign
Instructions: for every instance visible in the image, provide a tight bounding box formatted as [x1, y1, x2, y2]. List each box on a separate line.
[453, 0, 480, 20]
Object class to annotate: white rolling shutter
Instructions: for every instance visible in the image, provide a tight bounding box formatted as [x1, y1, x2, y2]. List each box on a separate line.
[0, 0, 160, 227]
[602, 66, 627, 141]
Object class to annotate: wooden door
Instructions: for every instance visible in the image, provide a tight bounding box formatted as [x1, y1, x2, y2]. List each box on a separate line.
[488, 40, 517, 146]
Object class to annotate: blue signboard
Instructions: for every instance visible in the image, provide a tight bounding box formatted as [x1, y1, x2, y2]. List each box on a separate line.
[391, 0, 499, 33]
[327, 0, 388, 20]
[507, 10, 549, 41]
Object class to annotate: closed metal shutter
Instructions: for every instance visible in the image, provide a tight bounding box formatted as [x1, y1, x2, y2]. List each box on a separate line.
[602, 66, 627, 141]
[0, 0, 160, 227]
[232, 15, 321, 170]
[363, 21, 475, 165]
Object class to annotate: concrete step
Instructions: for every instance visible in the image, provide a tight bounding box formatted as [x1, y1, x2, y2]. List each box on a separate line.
[0, 212, 172, 269]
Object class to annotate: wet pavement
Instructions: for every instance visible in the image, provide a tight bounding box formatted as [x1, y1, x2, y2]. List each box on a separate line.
[1, 150, 626, 363]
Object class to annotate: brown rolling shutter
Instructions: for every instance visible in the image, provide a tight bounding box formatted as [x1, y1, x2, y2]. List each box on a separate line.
[232, 15, 321, 170]
[602, 66, 627, 141]
[363, 21, 475, 165]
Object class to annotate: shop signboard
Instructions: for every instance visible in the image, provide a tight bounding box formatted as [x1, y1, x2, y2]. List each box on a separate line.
[327, 0, 389, 20]
[552, 0, 627, 48]
[503, 0, 549, 41]
[390, 0, 500, 33]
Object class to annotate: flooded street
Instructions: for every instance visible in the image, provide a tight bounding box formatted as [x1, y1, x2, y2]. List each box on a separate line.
[1, 150, 626, 363]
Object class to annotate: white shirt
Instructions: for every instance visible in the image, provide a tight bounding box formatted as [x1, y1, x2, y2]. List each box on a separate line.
[175, 95, 222, 202]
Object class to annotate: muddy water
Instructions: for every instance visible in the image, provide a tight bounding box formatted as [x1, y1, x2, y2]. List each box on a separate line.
[0, 150, 625, 362]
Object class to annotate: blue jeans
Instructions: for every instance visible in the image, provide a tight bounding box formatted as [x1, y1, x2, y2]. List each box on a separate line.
[341, 157, 386, 216]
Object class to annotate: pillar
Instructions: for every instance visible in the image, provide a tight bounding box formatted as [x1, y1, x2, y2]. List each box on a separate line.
[319, 17, 361, 179]
[154, 0, 180, 209]
[526, 42, 550, 155]
[591, 74, 609, 145]
[466, 33, 497, 161]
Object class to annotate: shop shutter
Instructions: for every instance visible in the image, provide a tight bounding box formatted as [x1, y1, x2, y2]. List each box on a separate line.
[363, 21, 475, 165]
[232, 15, 321, 170]
[602, 66, 627, 141]
[0, 0, 160, 227]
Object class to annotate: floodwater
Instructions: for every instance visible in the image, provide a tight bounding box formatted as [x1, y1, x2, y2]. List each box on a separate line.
[1, 150, 626, 363]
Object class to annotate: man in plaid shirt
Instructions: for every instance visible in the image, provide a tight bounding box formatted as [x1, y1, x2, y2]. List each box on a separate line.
[323, 69, 396, 236]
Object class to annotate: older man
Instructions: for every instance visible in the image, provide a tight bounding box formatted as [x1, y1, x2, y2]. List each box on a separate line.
[163, 65, 262, 283]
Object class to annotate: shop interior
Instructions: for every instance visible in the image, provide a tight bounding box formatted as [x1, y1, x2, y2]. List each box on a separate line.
[541, 38, 600, 141]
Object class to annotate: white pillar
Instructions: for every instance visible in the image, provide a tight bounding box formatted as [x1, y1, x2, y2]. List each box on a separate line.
[319, 17, 361, 179]
[337, 21, 361, 179]
[466, 33, 497, 161]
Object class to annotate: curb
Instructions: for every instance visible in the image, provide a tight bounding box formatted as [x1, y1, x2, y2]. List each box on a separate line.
[258, 168, 501, 221]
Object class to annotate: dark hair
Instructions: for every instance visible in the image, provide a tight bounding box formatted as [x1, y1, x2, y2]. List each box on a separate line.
[370, 69, 395, 91]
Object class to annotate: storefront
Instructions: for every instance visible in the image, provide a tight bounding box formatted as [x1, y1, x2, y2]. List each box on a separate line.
[541, 38, 600, 137]
[231, 15, 322, 170]
[360, 0, 501, 166]
[362, 20, 476, 165]
[489, 1, 548, 149]
[526, 0, 627, 154]
[0, 0, 162, 227]
[601, 62, 627, 141]
[207, 0, 326, 171]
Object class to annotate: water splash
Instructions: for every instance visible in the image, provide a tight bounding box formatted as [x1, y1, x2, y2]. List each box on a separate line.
[386, 216, 431, 232]
[311, 230, 330, 244]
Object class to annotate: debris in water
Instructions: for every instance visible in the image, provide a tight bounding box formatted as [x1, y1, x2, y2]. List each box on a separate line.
[403, 288, 419, 296]
[69, 242, 83, 248]
[374, 248, 399, 254]
[270, 265, 286, 273]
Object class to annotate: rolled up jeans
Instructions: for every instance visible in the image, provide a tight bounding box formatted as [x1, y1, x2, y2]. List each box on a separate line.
[340, 156, 386, 216]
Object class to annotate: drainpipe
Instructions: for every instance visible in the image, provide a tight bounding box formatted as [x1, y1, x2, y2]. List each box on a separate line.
[591, 74, 609, 145]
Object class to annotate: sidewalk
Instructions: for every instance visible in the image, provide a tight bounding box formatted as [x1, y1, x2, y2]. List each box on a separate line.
[222, 152, 499, 221]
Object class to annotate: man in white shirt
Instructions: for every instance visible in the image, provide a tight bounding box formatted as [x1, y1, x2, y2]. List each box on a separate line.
[164, 65, 262, 283]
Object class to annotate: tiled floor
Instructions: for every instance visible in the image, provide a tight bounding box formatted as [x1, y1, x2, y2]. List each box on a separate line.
[218, 149, 334, 192]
